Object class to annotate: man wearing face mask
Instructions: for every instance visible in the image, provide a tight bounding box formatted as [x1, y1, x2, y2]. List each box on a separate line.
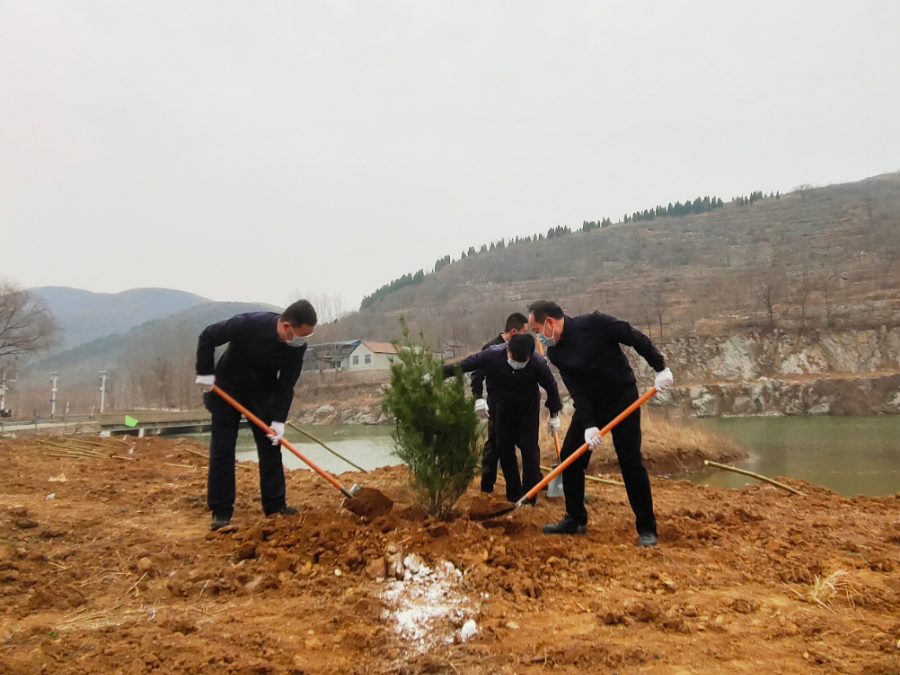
[195, 300, 317, 531]
[443, 333, 562, 503]
[527, 300, 674, 546]
[470, 312, 529, 494]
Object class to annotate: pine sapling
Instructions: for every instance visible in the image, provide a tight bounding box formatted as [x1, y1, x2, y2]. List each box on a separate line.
[381, 321, 483, 519]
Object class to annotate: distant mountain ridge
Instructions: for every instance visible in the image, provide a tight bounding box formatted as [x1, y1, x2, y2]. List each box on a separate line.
[30, 286, 210, 348]
[27, 300, 281, 389]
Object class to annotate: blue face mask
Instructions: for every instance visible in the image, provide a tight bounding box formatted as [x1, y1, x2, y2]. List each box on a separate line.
[537, 320, 556, 348]
[536, 333, 554, 348]
[507, 358, 528, 371]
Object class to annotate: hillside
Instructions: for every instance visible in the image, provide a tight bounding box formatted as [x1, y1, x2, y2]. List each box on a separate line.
[30, 286, 210, 348]
[318, 173, 900, 350]
[16, 301, 278, 413]
[12, 173, 900, 418]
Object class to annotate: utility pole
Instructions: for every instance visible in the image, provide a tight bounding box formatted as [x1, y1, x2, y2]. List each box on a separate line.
[0, 371, 16, 417]
[99, 371, 107, 414]
[50, 372, 59, 418]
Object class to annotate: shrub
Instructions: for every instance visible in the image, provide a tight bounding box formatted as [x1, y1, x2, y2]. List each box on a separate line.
[381, 320, 483, 519]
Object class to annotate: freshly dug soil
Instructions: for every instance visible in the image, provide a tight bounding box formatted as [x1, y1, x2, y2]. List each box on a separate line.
[1, 435, 899, 675]
[343, 487, 394, 520]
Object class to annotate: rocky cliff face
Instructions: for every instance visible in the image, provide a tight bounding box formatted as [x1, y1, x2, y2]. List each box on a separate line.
[634, 326, 900, 416]
[291, 327, 900, 423]
[657, 373, 900, 417]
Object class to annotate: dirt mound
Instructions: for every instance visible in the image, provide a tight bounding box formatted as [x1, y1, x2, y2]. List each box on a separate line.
[466, 493, 517, 521]
[1, 435, 899, 674]
[343, 486, 394, 520]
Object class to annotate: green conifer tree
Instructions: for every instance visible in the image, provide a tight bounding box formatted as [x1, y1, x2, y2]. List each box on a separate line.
[382, 321, 483, 519]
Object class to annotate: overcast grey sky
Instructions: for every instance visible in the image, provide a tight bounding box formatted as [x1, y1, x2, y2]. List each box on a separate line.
[2, 1, 898, 309]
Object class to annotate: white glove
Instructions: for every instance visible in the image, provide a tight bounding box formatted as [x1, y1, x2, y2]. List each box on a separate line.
[474, 398, 490, 420]
[422, 373, 432, 383]
[654, 367, 674, 392]
[268, 421, 285, 446]
[584, 427, 602, 449]
[195, 374, 215, 393]
[547, 415, 561, 435]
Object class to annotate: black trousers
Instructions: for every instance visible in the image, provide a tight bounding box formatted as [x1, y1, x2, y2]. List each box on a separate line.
[560, 386, 656, 535]
[494, 405, 542, 503]
[480, 416, 499, 492]
[204, 390, 287, 517]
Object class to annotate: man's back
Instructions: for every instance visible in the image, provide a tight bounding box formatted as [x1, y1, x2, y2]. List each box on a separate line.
[547, 312, 664, 396]
[196, 311, 307, 421]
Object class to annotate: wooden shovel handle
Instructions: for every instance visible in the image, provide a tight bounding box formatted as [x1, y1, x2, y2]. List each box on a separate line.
[518, 387, 657, 505]
[212, 385, 352, 498]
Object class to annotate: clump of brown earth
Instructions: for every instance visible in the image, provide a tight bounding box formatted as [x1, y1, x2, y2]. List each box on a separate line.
[343, 486, 394, 520]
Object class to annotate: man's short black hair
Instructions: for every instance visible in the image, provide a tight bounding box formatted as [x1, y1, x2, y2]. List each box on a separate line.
[504, 312, 528, 333]
[528, 300, 564, 323]
[282, 299, 317, 327]
[508, 333, 535, 362]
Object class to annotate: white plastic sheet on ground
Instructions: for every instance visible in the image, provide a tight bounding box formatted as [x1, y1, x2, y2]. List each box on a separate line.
[380, 553, 476, 653]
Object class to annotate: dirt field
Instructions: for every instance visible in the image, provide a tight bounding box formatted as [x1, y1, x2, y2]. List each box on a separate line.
[1, 435, 899, 675]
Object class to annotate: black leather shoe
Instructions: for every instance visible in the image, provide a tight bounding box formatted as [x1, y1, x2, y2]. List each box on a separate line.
[542, 514, 587, 535]
[267, 505, 298, 517]
[210, 512, 232, 531]
[637, 533, 658, 547]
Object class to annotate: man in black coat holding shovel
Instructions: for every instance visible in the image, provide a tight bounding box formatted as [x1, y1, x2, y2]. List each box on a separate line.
[528, 300, 673, 546]
[443, 333, 562, 504]
[470, 312, 530, 494]
[195, 300, 317, 531]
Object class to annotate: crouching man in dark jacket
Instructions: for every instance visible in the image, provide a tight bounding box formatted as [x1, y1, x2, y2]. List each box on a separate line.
[470, 312, 530, 494]
[528, 300, 673, 546]
[443, 333, 562, 503]
[195, 300, 317, 530]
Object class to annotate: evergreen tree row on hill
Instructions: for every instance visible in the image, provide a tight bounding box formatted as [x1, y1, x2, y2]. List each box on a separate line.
[359, 270, 425, 310]
[623, 195, 724, 223]
[733, 190, 778, 206]
[582, 218, 613, 232]
[359, 187, 774, 310]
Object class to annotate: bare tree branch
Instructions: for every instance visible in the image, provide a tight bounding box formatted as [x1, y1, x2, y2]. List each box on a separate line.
[0, 279, 61, 365]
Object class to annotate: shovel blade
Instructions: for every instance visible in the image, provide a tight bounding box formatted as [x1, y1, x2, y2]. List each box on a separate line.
[547, 464, 564, 498]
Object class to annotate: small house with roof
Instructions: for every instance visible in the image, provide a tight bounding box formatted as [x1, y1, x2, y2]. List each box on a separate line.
[304, 340, 397, 371]
[344, 341, 397, 370]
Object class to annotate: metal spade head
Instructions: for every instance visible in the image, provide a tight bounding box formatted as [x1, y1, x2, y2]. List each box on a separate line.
[348, 483, 361, 496]
[547, 467, 564, 498]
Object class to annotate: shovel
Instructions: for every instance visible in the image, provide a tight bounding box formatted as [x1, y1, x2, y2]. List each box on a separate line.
[471, 387, 657, 520]
[547, 432, 564, 498]
[213, 385, 361, 499]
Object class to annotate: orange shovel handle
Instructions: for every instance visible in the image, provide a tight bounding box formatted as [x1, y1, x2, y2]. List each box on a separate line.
[212, 385, 353, 498]
[518, 387, 657, 506]
[553, 432, 562, 460]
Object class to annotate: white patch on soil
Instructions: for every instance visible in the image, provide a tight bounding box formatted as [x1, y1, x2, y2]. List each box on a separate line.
[380, 554, 476, 653]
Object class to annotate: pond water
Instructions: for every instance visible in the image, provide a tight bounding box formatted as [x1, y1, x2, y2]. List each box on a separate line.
[692, 415, 900, 497]
[178, 424, 397, 474]
[179, 414, 900, 498]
